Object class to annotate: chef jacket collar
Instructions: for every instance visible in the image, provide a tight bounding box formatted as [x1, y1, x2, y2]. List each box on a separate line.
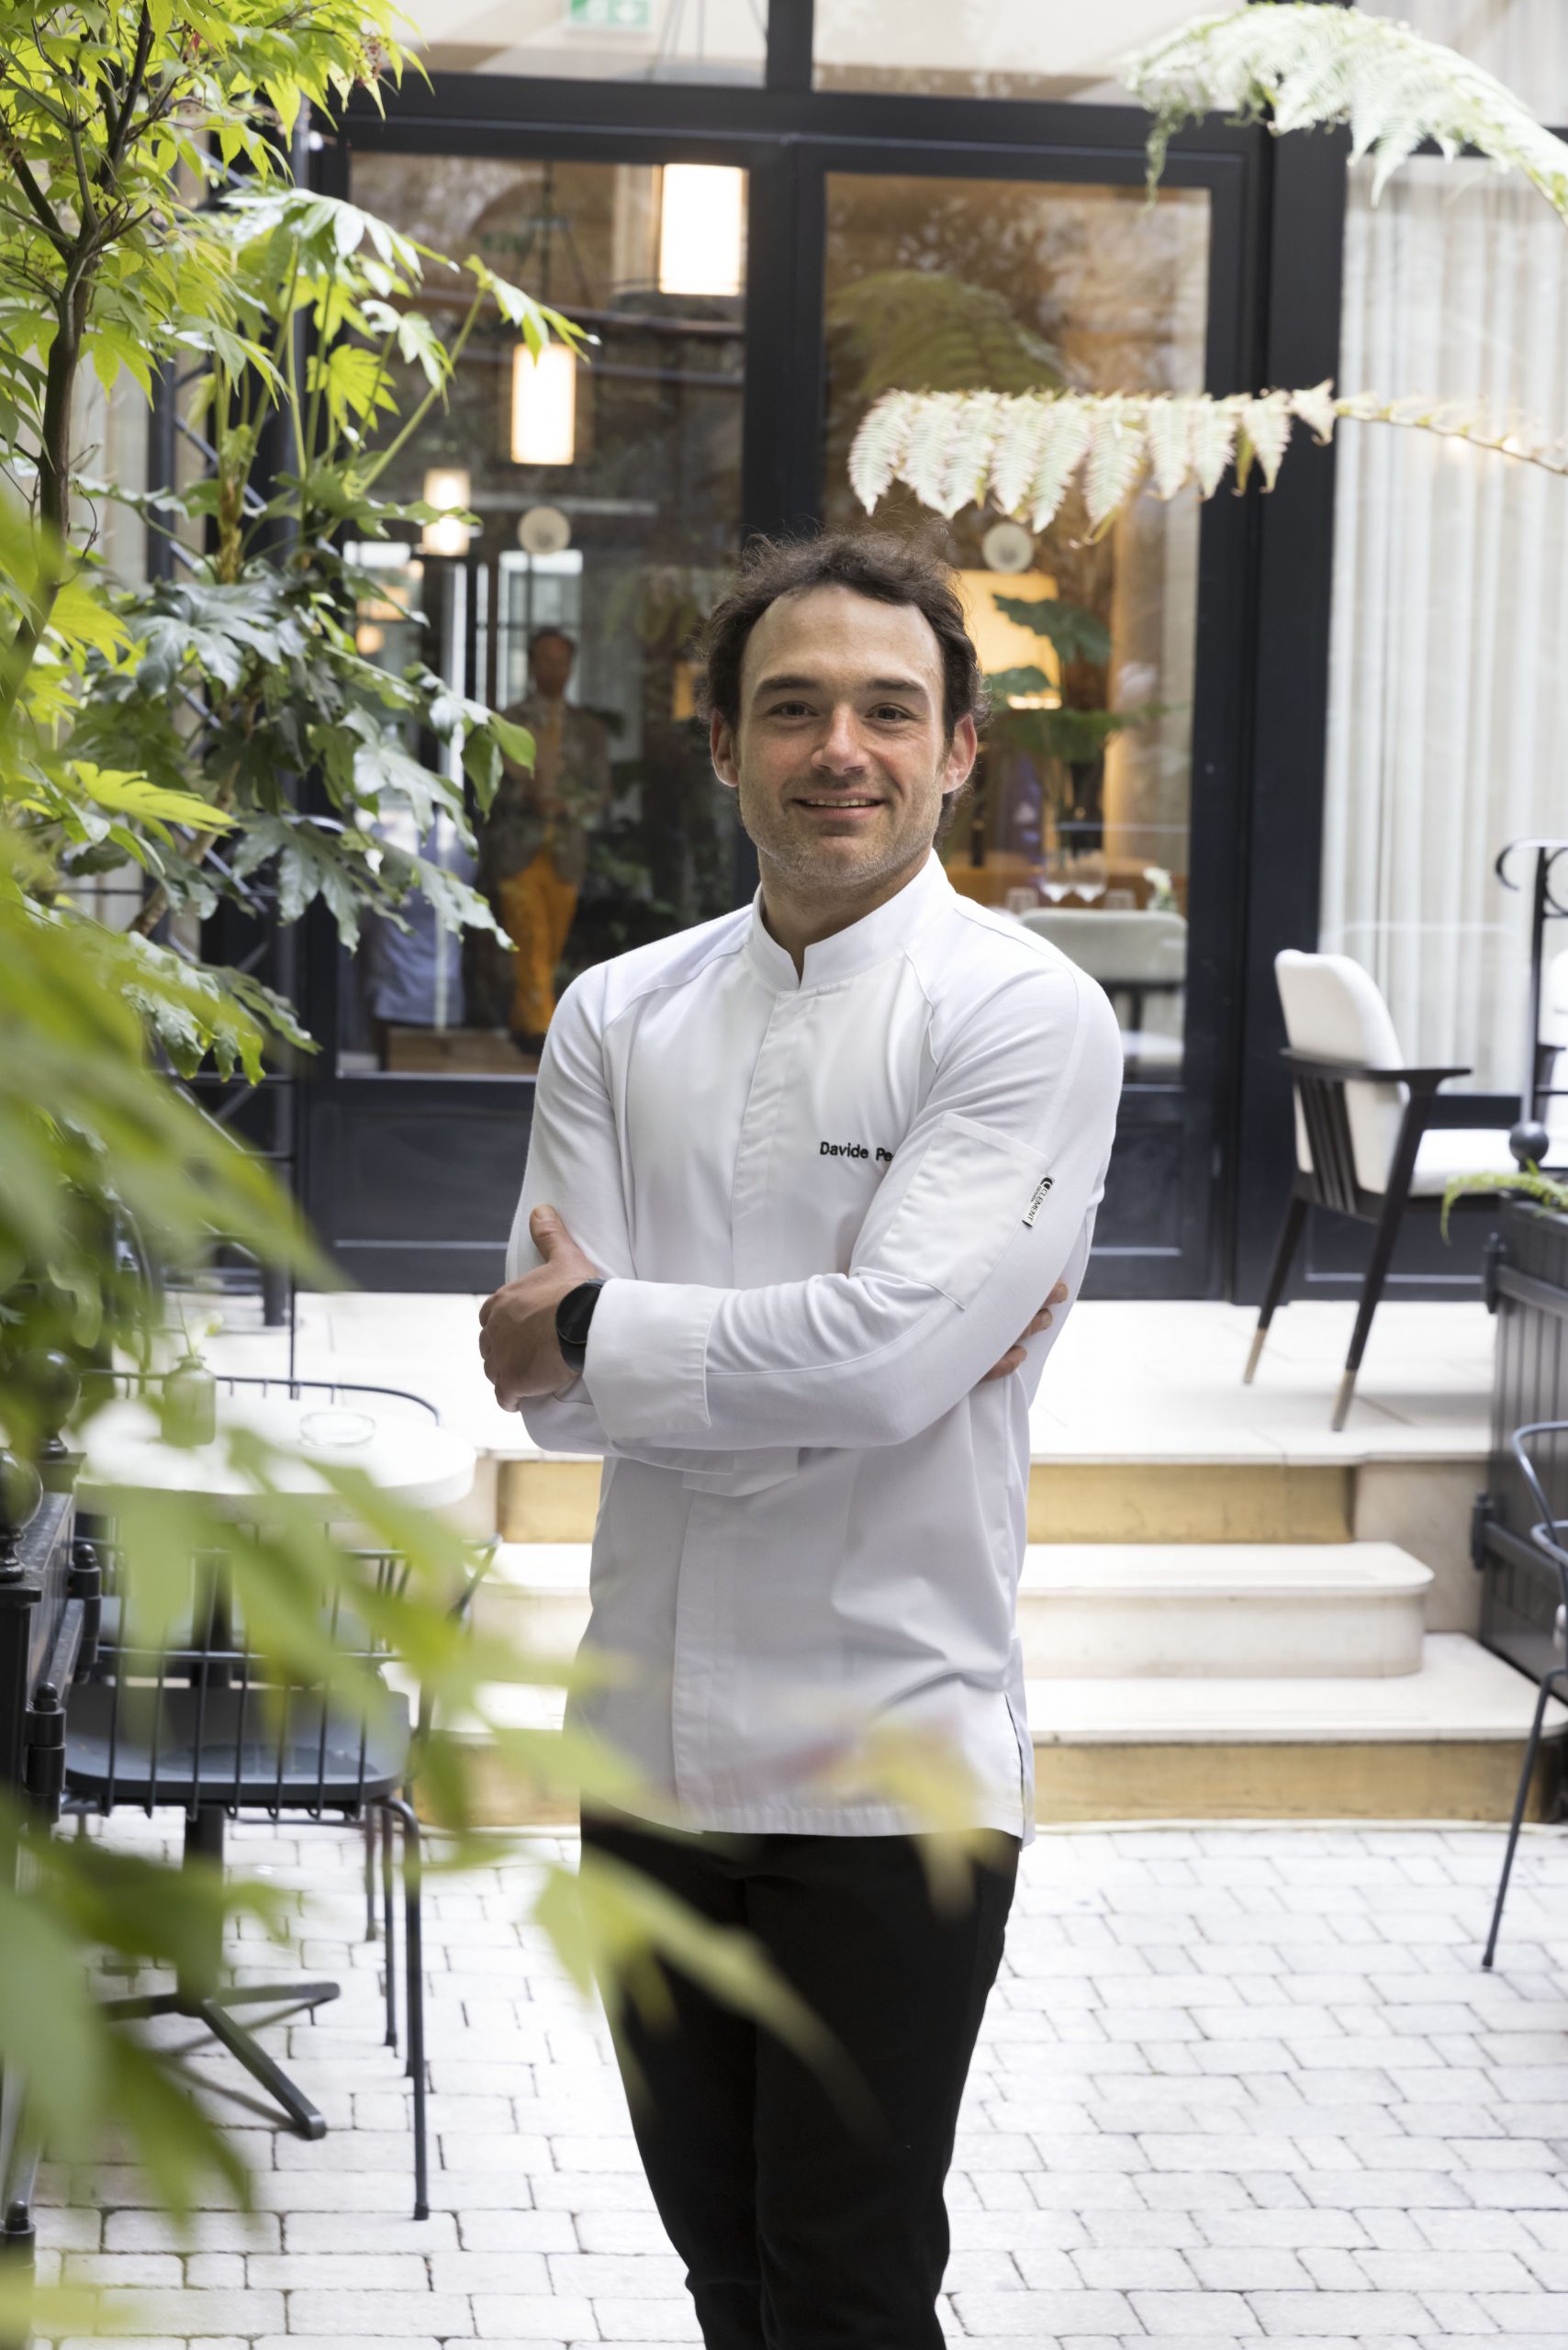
[745, 848, 952, 994]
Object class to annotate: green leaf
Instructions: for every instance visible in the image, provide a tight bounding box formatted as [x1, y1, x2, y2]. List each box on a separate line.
[991, 595, 1112, 666]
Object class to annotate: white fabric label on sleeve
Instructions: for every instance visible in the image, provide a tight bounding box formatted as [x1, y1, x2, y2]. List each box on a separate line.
[1023, 1175, 1054, 1228]
[857, 1110, 1053, 1309]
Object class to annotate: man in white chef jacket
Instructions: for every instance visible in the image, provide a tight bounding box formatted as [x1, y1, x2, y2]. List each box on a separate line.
[478, 530, 1122, 2349]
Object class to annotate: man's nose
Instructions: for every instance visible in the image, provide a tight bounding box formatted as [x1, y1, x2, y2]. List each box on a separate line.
[812, 706, 868, 776]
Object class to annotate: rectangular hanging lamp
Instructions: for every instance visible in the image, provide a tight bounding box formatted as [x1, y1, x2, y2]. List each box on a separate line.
[510, 341, 577, 466]
[657, 164, 745, 299]
[420, 467, 472, 556]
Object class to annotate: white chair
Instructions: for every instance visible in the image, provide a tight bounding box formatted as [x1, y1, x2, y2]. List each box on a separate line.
[1247, 949, 1533, 1429]
[1021, 907, 1186, 1065]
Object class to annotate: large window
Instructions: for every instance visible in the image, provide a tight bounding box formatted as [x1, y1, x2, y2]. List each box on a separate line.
[823, 172, 1210, 1078]
[340, 152, 745, 1076]
[1321, 3, 1568, 1102]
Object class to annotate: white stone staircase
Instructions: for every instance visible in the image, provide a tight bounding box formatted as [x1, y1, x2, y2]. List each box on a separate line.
[466, 1529, 1566, 1822]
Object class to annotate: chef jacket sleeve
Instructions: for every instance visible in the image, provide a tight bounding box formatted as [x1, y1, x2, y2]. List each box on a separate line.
[507, 973, 797, 1488]
[582, 960, 1123, 1451]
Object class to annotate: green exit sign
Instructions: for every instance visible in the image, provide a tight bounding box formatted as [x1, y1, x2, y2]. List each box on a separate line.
[568, 0, 652, 27]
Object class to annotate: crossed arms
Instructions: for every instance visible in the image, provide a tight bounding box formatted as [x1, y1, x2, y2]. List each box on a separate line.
[480, 957, 1122, 1461]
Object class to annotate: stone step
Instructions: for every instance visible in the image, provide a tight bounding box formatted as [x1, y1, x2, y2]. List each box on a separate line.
[495, 1454, 1361, 1546]
[1022, 1542, 1431, 1677]
[443, 1636, 1564, 1828]
[1028, 1635, 1567, 1823]
[476, 1539, 1435, 1679]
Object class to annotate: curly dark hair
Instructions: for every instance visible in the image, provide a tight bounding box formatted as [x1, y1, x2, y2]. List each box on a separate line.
[693, 528, 991, 744]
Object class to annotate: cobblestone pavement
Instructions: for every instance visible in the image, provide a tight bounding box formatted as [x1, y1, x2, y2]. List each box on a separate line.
[37, 1819, 1568, 2347]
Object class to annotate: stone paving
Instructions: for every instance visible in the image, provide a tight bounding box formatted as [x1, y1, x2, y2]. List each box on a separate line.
[37, 1818, 1568, 2346]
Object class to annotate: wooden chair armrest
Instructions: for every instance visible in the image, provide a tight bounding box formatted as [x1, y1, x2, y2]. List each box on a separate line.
[1280, 1049, 1472, 1091]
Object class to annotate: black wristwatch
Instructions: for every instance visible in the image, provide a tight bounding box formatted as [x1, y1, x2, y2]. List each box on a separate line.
[555, 1279, 606, 1373]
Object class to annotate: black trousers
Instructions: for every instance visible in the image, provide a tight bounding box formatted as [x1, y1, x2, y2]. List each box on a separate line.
[579, 1803, 1020, 2350]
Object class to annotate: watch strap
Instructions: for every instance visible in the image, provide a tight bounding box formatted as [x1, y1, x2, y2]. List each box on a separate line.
[555, 1278, 606, 1372]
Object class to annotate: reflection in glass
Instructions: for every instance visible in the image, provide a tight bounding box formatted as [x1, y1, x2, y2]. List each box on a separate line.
[409, 0, 766, 85]
[812, 0, 1245, 100]
[338, 152, 745, 1077]
[822, 173, 1207, 1077]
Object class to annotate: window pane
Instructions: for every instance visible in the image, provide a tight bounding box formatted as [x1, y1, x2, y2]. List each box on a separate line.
[1321, 149, 1568, 1110]
[406, 0, 766, 84]
[812, 0, 1244, 101]
[341, 152, 745, 1076]
[823, 174, 1209, 1079]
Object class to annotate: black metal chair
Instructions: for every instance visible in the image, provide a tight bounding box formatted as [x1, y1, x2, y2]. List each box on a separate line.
[1246, 950, 1529, 1429]
[64, 1539, 434, 2211]
[1483, 1422, 1568, 1969]
[67, 1374, 490, 2221]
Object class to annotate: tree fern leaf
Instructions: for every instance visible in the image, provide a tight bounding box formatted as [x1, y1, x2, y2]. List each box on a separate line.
[1025, 398, 1092, 532]
[989, 395, 1054, 517]
[1188, 397, 1239, 499]
[1143, 397, 1193, 500]
[1288, 378, 1338, 443]
[1238, 392, 1293, 491]
[1124, 3, 1568, 228]
[1083, 397, 1146, 537]
[903, 394, 961, 513]
[848, 391, 915, 513]
[938, 391, 1002, 518]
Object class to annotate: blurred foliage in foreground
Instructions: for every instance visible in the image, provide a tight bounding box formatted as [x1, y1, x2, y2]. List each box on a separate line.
[0, 6, 999, 2295]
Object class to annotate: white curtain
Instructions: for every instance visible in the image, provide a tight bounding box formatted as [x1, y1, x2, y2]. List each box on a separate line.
[1361, 0, 1568, 126]
[1320, 149, 1568, 1090]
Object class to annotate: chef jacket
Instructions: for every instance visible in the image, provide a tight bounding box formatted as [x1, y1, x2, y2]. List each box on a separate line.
[505, 849, 1122, 1842]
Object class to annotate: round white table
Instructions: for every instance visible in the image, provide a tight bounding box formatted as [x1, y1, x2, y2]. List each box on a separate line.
[76, 1392, 476, 1521]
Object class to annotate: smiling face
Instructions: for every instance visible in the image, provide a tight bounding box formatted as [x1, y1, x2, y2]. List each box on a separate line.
[710, 584, 978, 917]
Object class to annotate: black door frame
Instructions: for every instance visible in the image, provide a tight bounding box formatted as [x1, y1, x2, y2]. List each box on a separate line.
[304, 47, 1345, 1298]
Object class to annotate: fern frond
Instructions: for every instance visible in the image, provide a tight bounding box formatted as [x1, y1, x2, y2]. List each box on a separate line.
[938, 391, 1003, 519]
[847, 388, 917, 511]
[1083, 397, 1147, 537]
[1143, 396, 1193, 500]
[1439, 1165, 1568, 1242]
[1239, 392, 1294, 490]
[1025, 397, 1092, 532]
[848, 381, 1568, 539]
[903, 394, 961, 513]
[1187, 398, 1239, 498]
[1288, 378, 1338, 443]
[1124, 4, 1568, 225]
[988, 395, 1054, 517]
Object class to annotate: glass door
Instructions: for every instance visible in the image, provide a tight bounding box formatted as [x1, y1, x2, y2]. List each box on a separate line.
[335, 149, 748, 1080]
[806, 151, 1251, 1297]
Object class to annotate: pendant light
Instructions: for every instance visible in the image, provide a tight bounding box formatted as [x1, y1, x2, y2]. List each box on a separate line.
[657, 163, 745, 299]
[420, 466, 471, 557]
[510, 341, 577, 467]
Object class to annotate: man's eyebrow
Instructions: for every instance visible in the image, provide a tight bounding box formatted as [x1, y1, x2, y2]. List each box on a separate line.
[749, 672, 932, 700]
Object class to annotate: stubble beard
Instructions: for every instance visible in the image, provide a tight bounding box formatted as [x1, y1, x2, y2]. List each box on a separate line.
[736, 779, 944, 901]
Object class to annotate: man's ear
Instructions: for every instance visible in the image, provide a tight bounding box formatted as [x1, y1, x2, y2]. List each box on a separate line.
[711, 710, 740, 791]
[945, 711, 979, 793]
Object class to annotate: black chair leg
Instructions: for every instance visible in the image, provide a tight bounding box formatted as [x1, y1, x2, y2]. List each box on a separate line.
[1333, 1177, 1410, 1431]
[364, 1812, 377, 1942]
[386, 1796, 428, 2221]
[1484, 1667, 1568, 1969]
[381, 1807, 398, 2052]
[1245, 1192, 1308, 1384]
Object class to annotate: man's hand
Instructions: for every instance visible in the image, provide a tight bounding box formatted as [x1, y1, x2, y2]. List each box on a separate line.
[978, 1279, 1069, 1383]
[478, 1205, 601, 1410]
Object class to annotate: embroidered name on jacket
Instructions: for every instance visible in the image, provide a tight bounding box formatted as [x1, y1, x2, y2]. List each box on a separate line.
[819, 1139, 894, 1163]
[1023, 1175, 1054, 1226]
